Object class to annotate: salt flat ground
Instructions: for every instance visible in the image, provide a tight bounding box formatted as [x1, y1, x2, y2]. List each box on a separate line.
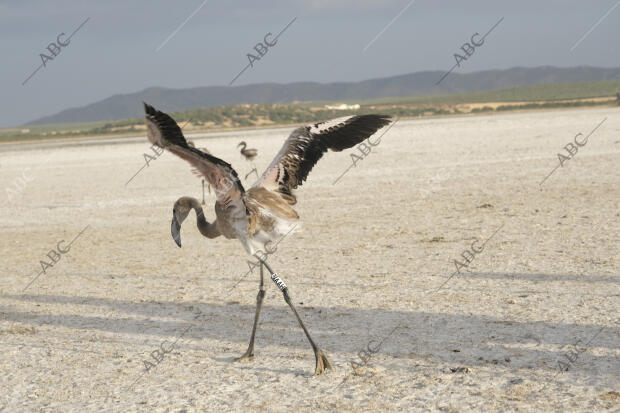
[0, 107, 618, 412]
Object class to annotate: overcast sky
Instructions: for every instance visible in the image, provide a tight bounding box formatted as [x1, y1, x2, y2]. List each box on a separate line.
[1, 0, 619, 127]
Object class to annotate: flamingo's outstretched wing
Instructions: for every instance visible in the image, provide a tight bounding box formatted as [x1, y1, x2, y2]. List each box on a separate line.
[253, 114, 392, 203]
[143, 103, 246, 211]
[187, 141, 212, 177]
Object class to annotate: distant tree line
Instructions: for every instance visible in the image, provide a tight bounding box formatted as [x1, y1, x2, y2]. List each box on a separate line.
[1, 98, 616, 143]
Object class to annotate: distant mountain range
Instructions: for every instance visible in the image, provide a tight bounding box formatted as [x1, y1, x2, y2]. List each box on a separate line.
[26, 66, 620, 126]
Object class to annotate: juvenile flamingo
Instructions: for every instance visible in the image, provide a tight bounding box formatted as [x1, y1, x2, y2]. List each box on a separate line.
[143, 103, 391, 375]
[237, 141, 259, 180]
[237, 141, 258, 161]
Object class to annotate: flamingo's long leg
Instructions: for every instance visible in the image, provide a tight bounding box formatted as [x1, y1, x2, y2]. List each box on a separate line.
[235, 263, 265, 361]
[244, 164, 258, 181]
[260, 260, 333, 375]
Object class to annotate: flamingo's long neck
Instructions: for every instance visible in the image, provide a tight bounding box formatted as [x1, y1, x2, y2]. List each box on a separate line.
[189, 198, 220, 239]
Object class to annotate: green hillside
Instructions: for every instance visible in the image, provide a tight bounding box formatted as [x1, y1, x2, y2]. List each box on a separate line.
[350, 79, 620, 106]
[2, 80, 618, 144]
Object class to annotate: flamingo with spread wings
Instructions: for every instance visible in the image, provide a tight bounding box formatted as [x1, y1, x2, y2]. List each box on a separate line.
[144, 103, 392, 375]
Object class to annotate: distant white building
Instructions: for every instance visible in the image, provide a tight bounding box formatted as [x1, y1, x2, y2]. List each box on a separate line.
[325, 103, 360, 110]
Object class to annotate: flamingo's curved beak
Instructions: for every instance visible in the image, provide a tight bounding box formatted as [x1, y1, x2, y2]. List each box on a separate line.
[171, 213, 182, 248]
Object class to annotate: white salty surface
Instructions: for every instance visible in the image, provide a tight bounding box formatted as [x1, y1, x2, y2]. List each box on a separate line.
[0, 107, 618, 412]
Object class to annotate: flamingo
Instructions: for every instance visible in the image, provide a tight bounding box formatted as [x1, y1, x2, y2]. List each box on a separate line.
[237, 141, 259, 180]
[237, 141, 258, 161]
[143, 103, 391, 375]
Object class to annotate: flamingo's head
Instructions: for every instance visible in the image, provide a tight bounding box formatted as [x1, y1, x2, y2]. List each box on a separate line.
[237, 141, 246, 148]
[171, 197, 195, 248]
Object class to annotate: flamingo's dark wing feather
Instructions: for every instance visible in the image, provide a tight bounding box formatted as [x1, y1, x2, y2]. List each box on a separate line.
[143, 103, 245, 211]
[253, 114, 392, 203]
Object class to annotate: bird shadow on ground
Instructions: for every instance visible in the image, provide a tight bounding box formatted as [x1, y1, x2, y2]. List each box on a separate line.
[1, 271, 618, 380]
